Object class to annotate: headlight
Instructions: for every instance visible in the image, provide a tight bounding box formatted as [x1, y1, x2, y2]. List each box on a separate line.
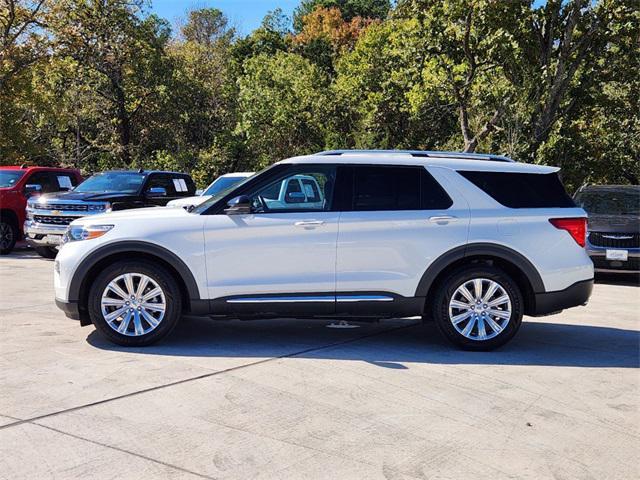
[61, 224, 114, 245]
[87, 202, 111, 213]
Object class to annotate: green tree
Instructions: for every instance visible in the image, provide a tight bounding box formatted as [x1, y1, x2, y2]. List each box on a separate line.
[0, 0, 50, 163]
[50, 0, 174, 166]
[237, 51, 331, 167]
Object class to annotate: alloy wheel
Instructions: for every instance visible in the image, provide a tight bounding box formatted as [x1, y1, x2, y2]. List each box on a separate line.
[0, 222, 14, 250]
[448, 278, 512, 341]
[100, 273, 166, 337]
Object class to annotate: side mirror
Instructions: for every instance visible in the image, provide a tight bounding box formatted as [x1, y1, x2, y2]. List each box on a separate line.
[225, 195, 251, 215]
[24, 184, 42, 197]
[146, 187, 167, 198]
[286, 192, 306, 203]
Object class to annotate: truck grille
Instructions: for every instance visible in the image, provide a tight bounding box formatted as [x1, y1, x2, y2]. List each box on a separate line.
[588, 232, 640, 249]
[42, 203, 89, 212]
[34, 215, 75, 226]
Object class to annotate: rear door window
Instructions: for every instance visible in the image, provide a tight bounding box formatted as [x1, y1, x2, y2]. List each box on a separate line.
[459, 171, 576, 208]
[350, 166, 452, 211]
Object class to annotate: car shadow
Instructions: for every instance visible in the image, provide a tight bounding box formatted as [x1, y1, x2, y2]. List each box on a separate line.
[4, 245, 52, 260]
[87, 316, 640, 369]
[595, 272, 640, 287]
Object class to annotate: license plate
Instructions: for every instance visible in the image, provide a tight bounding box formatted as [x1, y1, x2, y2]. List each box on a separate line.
[606, 249, 628, 261]
[45, 235, 61, 246]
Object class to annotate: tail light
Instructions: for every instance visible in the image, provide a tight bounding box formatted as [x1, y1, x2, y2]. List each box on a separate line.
[549, 218, 587, 247]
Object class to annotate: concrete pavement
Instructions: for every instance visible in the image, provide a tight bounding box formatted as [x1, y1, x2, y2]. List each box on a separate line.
[1, 247, 638, 479]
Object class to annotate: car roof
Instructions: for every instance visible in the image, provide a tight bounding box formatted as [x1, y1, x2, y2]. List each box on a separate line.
[220, 172, 254, 177]
[0, 166, 80, 172]
[277, 151, 558, 174]
[96, 170, 190, 176]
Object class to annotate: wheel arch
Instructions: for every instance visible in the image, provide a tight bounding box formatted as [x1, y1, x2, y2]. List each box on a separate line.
[70, 241, 203, 324]
[415, 243, 545, 316]
[0, 208, 19, 228]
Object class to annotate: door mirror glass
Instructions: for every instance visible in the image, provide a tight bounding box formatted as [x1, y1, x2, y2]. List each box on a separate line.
[146, 187, 167, 198]
[287, 192, 306, 202]
[24, 184, 42, 197]
[225, 195, 251, 215]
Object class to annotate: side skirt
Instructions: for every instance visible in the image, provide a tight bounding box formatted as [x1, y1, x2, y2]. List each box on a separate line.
[206, 292, 425, 320]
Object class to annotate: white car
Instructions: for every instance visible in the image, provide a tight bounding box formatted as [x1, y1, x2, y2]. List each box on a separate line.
[54, 150, 593, 350]
[166, 172, 254, 208]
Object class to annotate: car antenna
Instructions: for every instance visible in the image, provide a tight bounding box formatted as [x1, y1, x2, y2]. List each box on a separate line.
[138, 168, 144, 173]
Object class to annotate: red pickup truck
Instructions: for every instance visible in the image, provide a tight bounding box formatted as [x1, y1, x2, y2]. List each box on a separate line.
[0, 166, 83, 255]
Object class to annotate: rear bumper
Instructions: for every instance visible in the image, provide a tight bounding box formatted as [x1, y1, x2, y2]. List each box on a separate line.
[532, 278, 594, 316]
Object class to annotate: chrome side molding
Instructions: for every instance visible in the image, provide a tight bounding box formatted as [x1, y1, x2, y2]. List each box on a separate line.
[226, 294, 395, 303]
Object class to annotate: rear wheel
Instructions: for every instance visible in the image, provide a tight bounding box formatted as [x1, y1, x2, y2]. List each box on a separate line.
[0, 220, 17, 255]
[431, 265, 523, 351]
[88, 260, 182, 346]
[34, 246, 58, 259]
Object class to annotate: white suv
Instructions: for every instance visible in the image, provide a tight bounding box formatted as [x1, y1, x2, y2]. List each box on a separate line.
[54, 150, 594, 350]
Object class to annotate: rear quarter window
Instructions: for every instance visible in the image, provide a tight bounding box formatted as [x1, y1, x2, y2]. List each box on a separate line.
[459, 171, 576, 208]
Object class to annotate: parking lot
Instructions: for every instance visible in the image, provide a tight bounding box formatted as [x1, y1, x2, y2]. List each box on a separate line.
[0, 246, 638, 479]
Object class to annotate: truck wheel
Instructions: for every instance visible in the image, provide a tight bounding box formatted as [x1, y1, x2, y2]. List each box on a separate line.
[431, 265, 523, 351]
[34, 246, 58, 259]
[88, 260, 182, 347]
[0, 220, 18, 255]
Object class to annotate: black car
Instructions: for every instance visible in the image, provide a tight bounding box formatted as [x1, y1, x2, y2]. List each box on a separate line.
[24, 170, 196, 258]
[574, 185, 640, 274]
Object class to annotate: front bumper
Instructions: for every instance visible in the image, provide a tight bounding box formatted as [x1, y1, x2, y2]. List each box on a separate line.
[55, 298, 81, 320]
[532, 278, 594, 316]
[23, 220, 66, 246]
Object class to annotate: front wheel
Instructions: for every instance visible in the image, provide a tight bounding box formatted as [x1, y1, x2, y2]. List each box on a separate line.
[431, 265, 523, 351]
[34, 246, 58, 259]
[0, 220, 18, 255]
[88, 260, 182, 346]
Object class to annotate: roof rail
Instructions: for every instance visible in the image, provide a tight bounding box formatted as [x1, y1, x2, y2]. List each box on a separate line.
[316, 149, 514, 163]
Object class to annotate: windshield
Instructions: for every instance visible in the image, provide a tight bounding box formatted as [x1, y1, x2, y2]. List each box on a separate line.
[193, 168, 268, 214]
[0, 170, 25, 188]
[203, 175, 251, 196]
[74, 172, 145, 193]
[576, 189, 640, 216]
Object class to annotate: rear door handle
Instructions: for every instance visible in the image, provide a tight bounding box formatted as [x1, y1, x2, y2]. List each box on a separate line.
[294, 220, 325, 227]
[429, 215, 458, 224]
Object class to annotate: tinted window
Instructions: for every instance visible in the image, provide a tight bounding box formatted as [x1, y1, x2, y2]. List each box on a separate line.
[351, 166, 451, 211]
[575, 189, 640, 216]
[459, 171, 575, 208]
[75, 172, 145, 193]
[26, 172, 57, 193]
[146, 174, 177, 196]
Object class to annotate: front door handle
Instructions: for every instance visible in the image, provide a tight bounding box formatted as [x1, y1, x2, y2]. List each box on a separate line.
[429, 215, 458, 224]
[294, 220, 325, 228]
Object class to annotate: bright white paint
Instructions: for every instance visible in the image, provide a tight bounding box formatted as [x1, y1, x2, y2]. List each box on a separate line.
[55, 153, 593, 306]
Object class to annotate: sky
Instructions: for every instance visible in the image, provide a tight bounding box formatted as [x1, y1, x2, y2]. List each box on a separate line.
[150, 1, 300, 35]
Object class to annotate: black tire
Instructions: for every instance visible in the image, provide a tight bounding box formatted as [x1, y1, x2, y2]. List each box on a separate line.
[88, 260, 182, 347]
[0, 219, 18, 255]
[431, 265, 523, 351]
[34, 246, 58, 259]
